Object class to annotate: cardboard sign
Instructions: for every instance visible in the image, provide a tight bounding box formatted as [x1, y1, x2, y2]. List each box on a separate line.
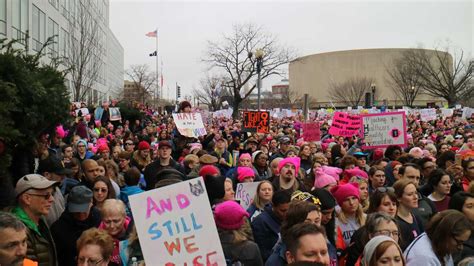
[361, 112, 407, 149]
[243, 111, 270, 133]
[173, 113, 207, 138]
[129, 177, 226, 265]
[302, 122, 321, 141]
[420, 108, 437, 122]
[109, 107, 121, 121]
[328, 112, 362, 137]
[235, 182, 261, 210]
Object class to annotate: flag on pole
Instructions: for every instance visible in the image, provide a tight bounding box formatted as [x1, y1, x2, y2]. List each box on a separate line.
[145, 30, 157, 37]
[149, 51, 157, 57]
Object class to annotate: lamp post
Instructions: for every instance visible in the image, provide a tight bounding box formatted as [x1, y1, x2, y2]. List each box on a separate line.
[371, 83, 376, 107]
[249, 49, 264, 111]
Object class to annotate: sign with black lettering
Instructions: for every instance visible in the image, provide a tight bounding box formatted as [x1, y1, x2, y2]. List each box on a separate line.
[361, 112, 407, 149]
[243, 111, 270, 133]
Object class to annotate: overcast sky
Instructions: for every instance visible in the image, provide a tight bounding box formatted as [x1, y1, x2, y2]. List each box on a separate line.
[109, 0, 473, 101]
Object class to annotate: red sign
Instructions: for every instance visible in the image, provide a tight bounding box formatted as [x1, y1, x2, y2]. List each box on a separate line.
[302, 123, 321, 141]
[243, 111, 270, 133]
[329, 112, 362, 137]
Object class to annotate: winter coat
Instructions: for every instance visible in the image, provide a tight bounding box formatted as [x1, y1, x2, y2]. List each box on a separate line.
[251, 205, 282, 261]
[219, 230, 263, 266]
[50, 208, 101, 266]
[143, 159, 185, 190]
[12, 206, 58, 266]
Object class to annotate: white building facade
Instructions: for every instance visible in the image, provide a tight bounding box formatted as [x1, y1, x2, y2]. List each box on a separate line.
[0, 0, 124, 104]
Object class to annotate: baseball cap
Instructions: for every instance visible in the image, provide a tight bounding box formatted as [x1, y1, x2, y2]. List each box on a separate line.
[353, 151, 369, 158]
[67, 186, 93, 213]
[279, 136, 291, 144]
[15, 174, 59, 196]
[158, 140, 172, 149]
[38, 156, 73, 176]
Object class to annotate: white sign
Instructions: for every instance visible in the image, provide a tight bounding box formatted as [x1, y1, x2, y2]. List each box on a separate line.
[173, 113, 207, 138]
[109, 107, 121, 121]
[362, 112, 407, 149]
[463, 107, 474, 119]
[441, 108, 454, 118]
[75, 108, 89, 117]
[235, 182, 261, 210]
[420, 108, 437, 121]
[129, 177, 226, 265]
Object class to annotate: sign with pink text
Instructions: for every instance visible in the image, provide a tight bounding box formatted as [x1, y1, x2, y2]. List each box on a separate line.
[302, 122, 321, 141]
[129, 177, 226, 266]
[361, 112, 407, 149]
[173, 113, 207, 138]
[328, 112, 362, 137]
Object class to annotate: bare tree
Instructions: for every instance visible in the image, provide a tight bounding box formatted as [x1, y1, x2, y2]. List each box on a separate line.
[328, 77, 374, 107]
[385, 55, 423, 107]
[192, 75, 230, 111]
[401, 47, 473, 106]
[126, 64, 157, 104]
[64, 1, 102, 102]
[203, 23, 296, 118]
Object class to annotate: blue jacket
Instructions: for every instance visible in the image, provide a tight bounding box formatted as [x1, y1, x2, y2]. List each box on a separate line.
[251, 205, 282, 261]
[265, 240, 286, 266]
[120, 186, 144, 217]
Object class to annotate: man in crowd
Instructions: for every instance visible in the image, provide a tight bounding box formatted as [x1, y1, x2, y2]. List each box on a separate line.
[283, 223, 330, 265]
[144, 140, 184, 190]
[269, 136, 291, 161]
[79, 159, 101, 189]
[272, 157, 306, 192]
[0, 212, 37, 266]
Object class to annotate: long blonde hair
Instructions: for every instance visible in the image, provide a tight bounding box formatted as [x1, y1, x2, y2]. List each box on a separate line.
[350, 176, 370, 213]
[252, 180, 273, 210]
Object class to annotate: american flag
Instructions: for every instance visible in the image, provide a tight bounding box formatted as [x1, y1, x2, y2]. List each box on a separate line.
[145, 30, 157, 37]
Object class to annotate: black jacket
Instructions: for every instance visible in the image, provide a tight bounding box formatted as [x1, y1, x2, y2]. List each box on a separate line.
[50, 208, 101, 266]
[143, 158, 185, 190]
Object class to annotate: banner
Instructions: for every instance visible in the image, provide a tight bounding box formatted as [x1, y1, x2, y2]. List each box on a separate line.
[361, 112, 407, 149]
[243, 111, 270, 133]
[420, 108, 437, 122]
[173, 113, 207, 138]
[109, 107, 121, 121]
[129, 177, 226, 265]
[302, 122, 321, 141]
[235, 182, 261, 210]
[328, 112, 362, 137]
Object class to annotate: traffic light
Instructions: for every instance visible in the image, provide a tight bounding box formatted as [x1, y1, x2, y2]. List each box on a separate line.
[177, 86, 181, 98]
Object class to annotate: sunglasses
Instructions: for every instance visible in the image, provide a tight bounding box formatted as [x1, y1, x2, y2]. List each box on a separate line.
[26, 191, 55, 200]
[376, 187, 395, 193]
[93, 188, 107, 193]
[125, 142, 134, 146]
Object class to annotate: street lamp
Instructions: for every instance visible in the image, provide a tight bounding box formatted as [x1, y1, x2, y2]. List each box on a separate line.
[371, 83, 376, 107]
[249, 48, 264, 111]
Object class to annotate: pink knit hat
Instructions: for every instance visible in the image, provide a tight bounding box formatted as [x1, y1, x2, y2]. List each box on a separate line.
[321, 166, 342, 181]
[409, 147, 424, 159]
[214, 201, 249, 230]
[344, 167, 368, 180]
[314, 168, 337, 189]
[330, 183, 360, 206]
[237, 166, 255, 182]
[239, 153, 251, 161]
[278, 157, 301, 175]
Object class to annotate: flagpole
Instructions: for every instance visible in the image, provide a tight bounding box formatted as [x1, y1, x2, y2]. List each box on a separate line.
[155, 29, 159, 109]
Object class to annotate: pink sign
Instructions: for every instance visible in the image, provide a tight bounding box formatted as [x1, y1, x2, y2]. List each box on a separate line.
[302, 123, 321, 141]
[329, 112, 362, 137]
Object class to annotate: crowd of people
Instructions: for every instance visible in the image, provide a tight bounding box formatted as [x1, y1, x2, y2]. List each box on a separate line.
[1, 100, 474, 266]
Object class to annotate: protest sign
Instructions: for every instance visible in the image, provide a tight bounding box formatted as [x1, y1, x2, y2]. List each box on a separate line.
[243, 111, 270, 133]
[302, 122, 321, 141]
[129, 177, 226, 265]
[328, 112, 362, 137]
[361, 112, 407, 149]
[420, 108, 437, 122]
[109, 107, 121, 121]
[441, 108, 454, 118]
[235, 182, 261, 210]
[173, 113, 207, 138]
[74, 108, 89, 117]
[463, 107, 474, 119]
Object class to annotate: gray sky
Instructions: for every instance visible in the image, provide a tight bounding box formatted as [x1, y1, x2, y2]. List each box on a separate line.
[109, 0, 473, 101]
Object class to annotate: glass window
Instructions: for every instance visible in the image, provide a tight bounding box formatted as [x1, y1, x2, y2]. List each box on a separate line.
[0, 0, 6, 35]
[11, 0, 28, 42]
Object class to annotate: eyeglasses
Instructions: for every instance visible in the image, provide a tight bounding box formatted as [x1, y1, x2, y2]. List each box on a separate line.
[93, 188, 107, 193]
[26, 191, 55, 200]
[376, 187, 395, 193]
[374, 230, 400, 238]
[125, 142, 134, 146]
[76, 256, 104, 266]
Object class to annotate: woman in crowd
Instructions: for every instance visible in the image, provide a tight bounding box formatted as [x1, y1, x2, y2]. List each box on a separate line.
[427, 168, 452, 211]
[332, 183, 366, 265]
[363, 235, 405, 266]
[76, 228, 114, 266]
[448, 191, 474, 263]
[214, 201, 263, 265]
[393, 179, 424, 251]
[92, 176, 116, 211]
[298, 143, 313, 172]
[404, 210, 471, 266]
[237, 166, 256, 183]
[223, 178, 235, 201]
[350, 176, 370, 212]
[368, 166, 387, 194]
[462, 158, 474, 191]
[247, 180, 274, 221]
[253, 151, 270, 180]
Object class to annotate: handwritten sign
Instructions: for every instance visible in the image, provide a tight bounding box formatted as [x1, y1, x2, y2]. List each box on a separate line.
[302, 123, 321, 141]
[420, 108, 437, 122]
[173, 113, 207, 138]
[243, 111, 270, 133]
[361, 112, 407, 149]
[328, 112, 362, 137]
[129, 177, 226, 265]
[235, 182, 261, 210]
[109, 107, 121, 121]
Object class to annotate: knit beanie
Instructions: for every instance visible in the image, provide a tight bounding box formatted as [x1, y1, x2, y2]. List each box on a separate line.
[214, 201, 249, 230]
[314, 168, 337, 189]
[409, 147, 424, 159]
[97, 144, 110, 153]
[330, 183, 360, 207]
[203, 174, 225, 204]
[277, 157, 301, 175]
[372, 148, 384, 161]
[199, 165, 220, 177]
[321, 165, 342, 181]
[310, 188, 337, 211]
[138, 141, 151, 150]
[237, 166, 255, 182]
[76, 139, 87, 148]
[239, 153, 251, 162]
[363, 236, 398, 266]
[344, 167, 368, 180]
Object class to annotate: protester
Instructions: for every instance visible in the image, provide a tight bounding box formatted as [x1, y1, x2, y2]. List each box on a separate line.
[0, 212, 36, 266]
[92, 176, 116, 211]
[76, 228, 114, 266]
[283, 222, 330, 265]
[363, 235, 405, 266]
[448, 191, 474, 263]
